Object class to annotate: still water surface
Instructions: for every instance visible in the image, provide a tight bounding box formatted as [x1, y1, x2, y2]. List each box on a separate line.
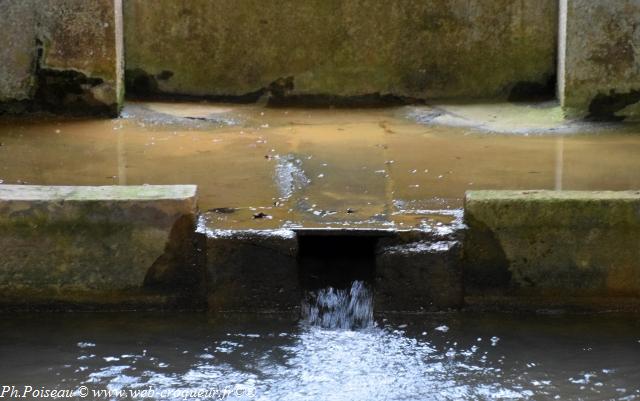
[2, 102, 640, 229]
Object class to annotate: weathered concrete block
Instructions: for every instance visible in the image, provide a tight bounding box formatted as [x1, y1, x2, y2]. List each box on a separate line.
[124, 0, 557, 102]
[375, 231, 463, 312]
[0, 185, 201, 310]
[558, 0, 640, 120]
[0, 0, 37, 106]
[0, 0, 124, 116]
[464, 190, 640, 306]
[203, 229, 300, 312]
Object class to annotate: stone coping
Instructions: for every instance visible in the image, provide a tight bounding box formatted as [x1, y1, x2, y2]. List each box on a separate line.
[0, 184, 197, 201]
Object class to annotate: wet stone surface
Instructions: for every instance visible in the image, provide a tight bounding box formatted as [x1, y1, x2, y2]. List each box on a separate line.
[2, 101, 640, 232]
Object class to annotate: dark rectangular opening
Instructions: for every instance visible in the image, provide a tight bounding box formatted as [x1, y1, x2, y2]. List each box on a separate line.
[297, 235, 378, 290]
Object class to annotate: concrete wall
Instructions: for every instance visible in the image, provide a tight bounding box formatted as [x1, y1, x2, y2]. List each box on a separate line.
[0, 0, 124, 116]
[0, 185, 201, 310]
[3, 185, 640, 312]
[0, 0, 37, 103]
[559, 0, 640, 120]
[124, 0, 558, 102]
[464, 190, 640, 309]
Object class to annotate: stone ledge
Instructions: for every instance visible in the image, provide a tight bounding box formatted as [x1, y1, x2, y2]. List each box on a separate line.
[0, 184, 202, 310]
[464, 190, 640, 302]
[0, 184, 197, 201]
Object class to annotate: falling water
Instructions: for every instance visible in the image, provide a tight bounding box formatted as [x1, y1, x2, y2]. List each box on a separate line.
[301, 281, 374, 329]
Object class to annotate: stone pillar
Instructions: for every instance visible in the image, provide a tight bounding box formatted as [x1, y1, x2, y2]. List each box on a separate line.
[0, 0, 124, 116]
[0, 0, 37, 109]
[558, 0, 640, 120]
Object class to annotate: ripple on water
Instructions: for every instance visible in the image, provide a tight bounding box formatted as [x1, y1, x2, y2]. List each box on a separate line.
[1, 312, 639, 401]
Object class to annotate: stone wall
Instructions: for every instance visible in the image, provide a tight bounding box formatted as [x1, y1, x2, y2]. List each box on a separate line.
[0, 0, 123, 116]
[124, 0, 558, 103]
[559, 0, 640, 120]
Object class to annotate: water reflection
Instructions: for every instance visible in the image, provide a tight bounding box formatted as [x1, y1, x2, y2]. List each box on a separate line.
[555, 136, 564, 191]
[117, 129, 127, 185]
[2, 103, 640, 229]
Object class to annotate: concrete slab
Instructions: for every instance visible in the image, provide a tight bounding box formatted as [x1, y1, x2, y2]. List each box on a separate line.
[201, 227, 300, 312]
[464, 190, 640, 307]
[408, 103, 576, 134]
[0, 184, 201, 310]
[375, 231, 463, 312]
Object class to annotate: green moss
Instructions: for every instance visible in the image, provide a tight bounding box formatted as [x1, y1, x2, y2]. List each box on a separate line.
[0, 213, 135, 238]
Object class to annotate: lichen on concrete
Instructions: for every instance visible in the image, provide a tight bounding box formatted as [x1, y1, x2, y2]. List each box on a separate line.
[375, 229, 463, 312]
[559, 0, 640, 120]
[464, 190, 640, 305]
[0, 0, 37, 104]
[206, 230, 300, 312]
[124, 0, 557, 102]
[0, 0, 124, 116]
[0, 184, 201, 310]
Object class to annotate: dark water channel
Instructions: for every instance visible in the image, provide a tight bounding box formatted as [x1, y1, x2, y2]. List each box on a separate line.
[1, 305, 638, 400]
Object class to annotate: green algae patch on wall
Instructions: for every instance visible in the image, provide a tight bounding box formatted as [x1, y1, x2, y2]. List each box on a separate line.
[0, 185, 202, 310]
[124, 0, 557, 102]
[464, 190, 640, 310]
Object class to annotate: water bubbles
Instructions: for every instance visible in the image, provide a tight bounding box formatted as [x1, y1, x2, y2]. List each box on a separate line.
[301, 281, 374, 330]
[490, 336, 500, 346]
[435, 325, 449, 333]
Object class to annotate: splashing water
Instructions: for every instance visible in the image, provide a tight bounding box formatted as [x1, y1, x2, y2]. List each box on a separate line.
[301, 281, 374, 329]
